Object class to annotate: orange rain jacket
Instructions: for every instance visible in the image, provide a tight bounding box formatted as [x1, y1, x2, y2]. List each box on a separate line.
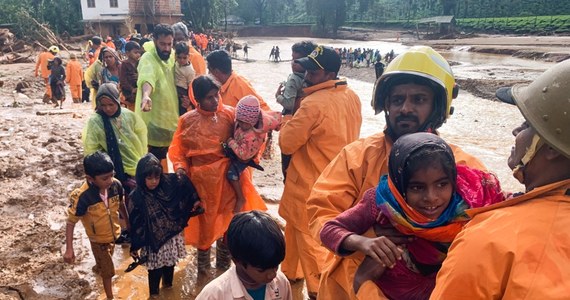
[168, 103, 267, 249]
[220, 72, 270, 111]
[430, 179, 570, 299]
[279, 79, 362, 233]
[66, 59, 84, 86]
[189, 44, 206, 76]
[35, 51, 55, 79]
[307, 132, 486, 300]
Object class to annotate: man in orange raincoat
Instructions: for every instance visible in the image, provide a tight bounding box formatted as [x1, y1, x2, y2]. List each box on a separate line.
[206, 50, 270, 110]
[65, 53, 84, 103]
[278, 45, 362, 299]
[429, 59, 570, 300]
[34, 45, 59, 103]
[306, 46, 486, 300]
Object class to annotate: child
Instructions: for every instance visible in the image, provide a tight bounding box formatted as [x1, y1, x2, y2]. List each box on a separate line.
[174, 41, 196, 115]
[225, 95, 281, 213]
[65, 53, 84, 103]
[49, 57, 66, 108]
[119, 41, 141, 111]
[64, 151, 128, 300]
[128, 153, 202, 297]
[196, 210, 292, 300]
[320, 132, 505, 300]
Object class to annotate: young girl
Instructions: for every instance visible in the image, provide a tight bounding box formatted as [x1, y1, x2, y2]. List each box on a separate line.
[320, 132, 505, 300]
[49, 57, 66, 108]
[128, 153, 201, 296]
[225, 95, 281, 213]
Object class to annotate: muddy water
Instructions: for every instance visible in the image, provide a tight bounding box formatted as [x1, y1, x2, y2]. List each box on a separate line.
[95, 37, 550, 299]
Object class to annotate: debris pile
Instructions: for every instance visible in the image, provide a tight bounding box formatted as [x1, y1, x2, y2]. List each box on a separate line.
[0, 29, 32, 64]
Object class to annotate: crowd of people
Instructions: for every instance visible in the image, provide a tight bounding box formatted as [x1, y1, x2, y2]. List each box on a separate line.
[44, 20, 570, 300]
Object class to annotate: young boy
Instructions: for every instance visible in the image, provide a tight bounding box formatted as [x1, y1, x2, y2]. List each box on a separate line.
[65, 53, 84, 103]
[119, 41, 141, 111]
[174, 42, 196, 115]
[64, 151, 129, 300]
[196, 211, 292, 300]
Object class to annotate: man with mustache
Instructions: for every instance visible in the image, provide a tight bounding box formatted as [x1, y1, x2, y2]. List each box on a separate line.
[306, 46, 486, 300]
[135, 24, 179, 171]
[278, 45, 362, 299]
[430, 60, 570, 299]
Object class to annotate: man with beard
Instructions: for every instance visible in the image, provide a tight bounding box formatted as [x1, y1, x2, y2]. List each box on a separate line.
[306, 46, 486, 300]
[278, 45, 362, 299]
[430, 60, 570, 299]
[135, 24, 178, 171]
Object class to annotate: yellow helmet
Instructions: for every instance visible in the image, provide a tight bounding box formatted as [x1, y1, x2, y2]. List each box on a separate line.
[48, 45, 60, 53]
[372, 46, 458, 129]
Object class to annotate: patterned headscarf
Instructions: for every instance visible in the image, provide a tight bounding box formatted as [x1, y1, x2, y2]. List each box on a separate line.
[375, 132, 504, 242]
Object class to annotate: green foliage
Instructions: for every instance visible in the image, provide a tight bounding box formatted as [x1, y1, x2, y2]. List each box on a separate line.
[457, 15, 570, 33]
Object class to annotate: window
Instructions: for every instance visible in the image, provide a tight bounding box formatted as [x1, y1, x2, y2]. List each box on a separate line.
[87, 0, 95, 8]
[110, 0, 118, 8]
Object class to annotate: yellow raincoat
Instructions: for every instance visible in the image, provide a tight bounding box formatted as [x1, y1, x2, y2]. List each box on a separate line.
[82, 110, 148, 177]
[307, 132, 486, 300]
[168, 103, 267, 249]
[84, 60, 102, 107]
[135, 43, 179, 147]
[278, 79, 362, 293]
[430, 179, 570, 299]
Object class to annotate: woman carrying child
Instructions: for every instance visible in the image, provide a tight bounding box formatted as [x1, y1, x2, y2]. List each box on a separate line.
[168, 75, 267, 272]
[320, 132, 506, 300]
[128, 153, 201, 297]
[225, 95, 281, 212]
[49, 57, 66, 108]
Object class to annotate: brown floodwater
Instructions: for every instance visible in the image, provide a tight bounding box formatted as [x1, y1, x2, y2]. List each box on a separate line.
[79, 36, 553, 299]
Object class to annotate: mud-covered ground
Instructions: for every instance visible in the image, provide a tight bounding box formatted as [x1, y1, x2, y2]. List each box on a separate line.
[0, 33, 566, 299]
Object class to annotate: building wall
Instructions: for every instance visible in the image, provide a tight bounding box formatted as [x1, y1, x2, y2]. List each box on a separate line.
[82, 0, 182, 36]
[81, 0, 129, 21]
[129, 0, 181, 16]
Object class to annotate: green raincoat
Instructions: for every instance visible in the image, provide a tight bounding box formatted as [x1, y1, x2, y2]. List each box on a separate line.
[135, 43, 179, 147]
[82, 110, 148, 177]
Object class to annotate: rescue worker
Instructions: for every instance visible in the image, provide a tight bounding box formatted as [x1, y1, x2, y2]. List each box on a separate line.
[306, 46, 486, 300]
[206, 50, 270, 110]
[430, 59, 570, 299]
[65, 53, 84, 103]
[34, 45, 59, 103]
[278, 45, 362, 299]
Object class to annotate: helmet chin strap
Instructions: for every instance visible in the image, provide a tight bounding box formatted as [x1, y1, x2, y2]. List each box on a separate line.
[513, 134, 544, 184]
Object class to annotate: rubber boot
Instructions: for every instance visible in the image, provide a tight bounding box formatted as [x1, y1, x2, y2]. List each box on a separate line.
[197, 248, 211, 273]
[215, 238, 231, 270]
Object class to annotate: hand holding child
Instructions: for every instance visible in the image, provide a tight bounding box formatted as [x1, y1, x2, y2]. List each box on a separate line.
[357, 236, 403, 269]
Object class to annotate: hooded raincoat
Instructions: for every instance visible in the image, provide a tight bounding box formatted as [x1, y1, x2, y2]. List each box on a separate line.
[430, 179, 570, 300]
[220, 72, 270, 111]
[278, 78, 362, 293]
[82, 84, 148, 177]
[168, 101, 267, 249]
[306, 132, 487, 300]
[135, 43, 179, 148]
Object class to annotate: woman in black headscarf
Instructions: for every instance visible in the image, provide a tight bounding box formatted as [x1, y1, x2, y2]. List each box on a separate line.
[128, 153, 202, 296]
